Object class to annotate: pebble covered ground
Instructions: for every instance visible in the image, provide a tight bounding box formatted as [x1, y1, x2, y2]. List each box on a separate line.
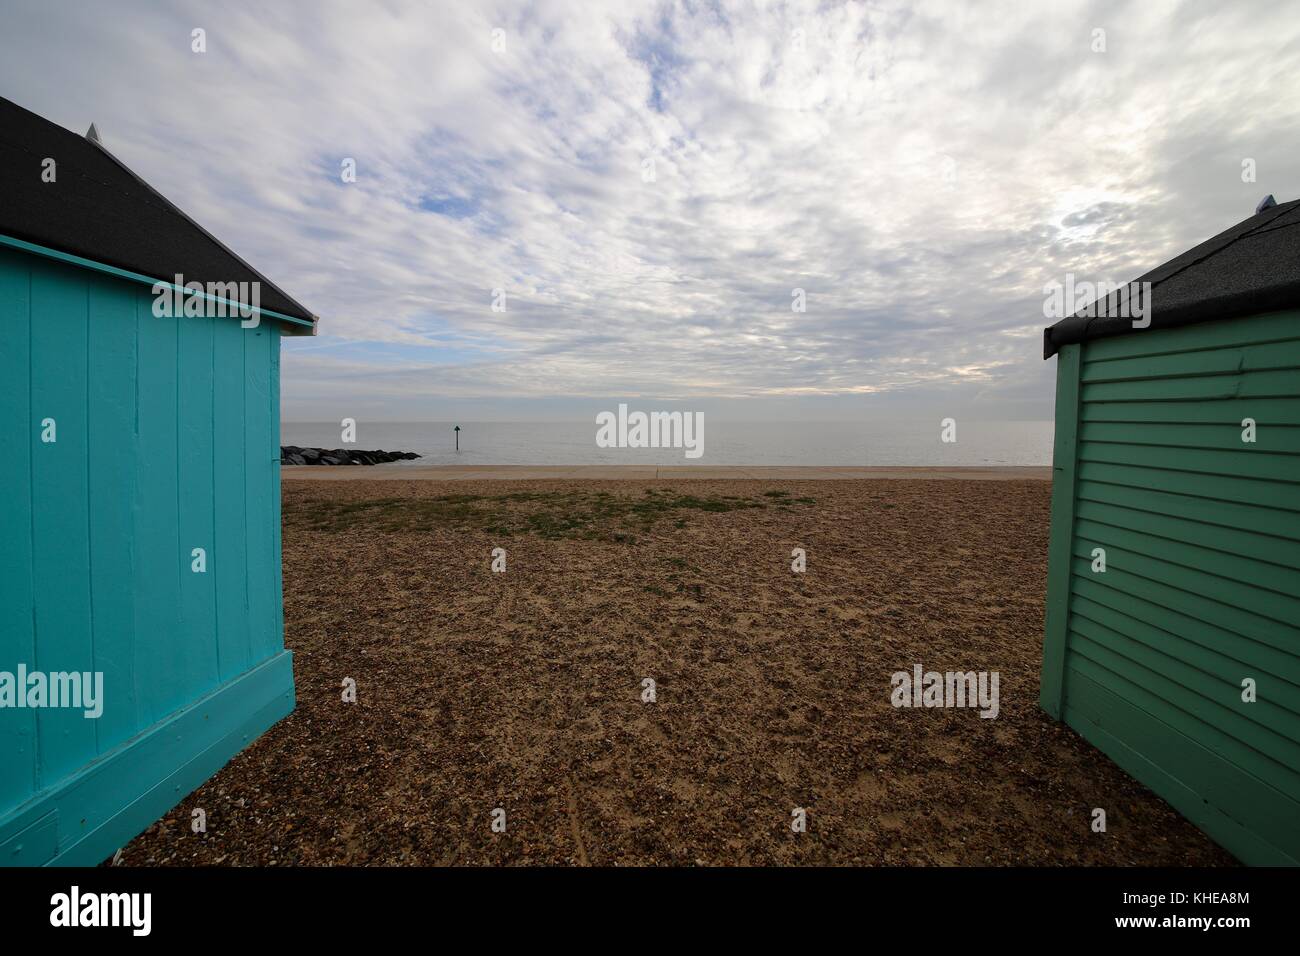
[121, 478, 1236, 866]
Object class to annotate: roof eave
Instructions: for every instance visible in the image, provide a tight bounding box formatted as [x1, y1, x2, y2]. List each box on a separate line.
[82, 133, 318, 328]
[0, 231, 318, 334]
[1043, 283, 1300, 359]
[1042, 199, 1300, 359]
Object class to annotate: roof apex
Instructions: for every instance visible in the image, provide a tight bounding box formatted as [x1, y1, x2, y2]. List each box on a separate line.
[1043, 198, 1300, 358]
[0, 94, 316, 334]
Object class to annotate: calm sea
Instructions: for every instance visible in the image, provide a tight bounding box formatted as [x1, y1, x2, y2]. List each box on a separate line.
[281, 420, 1054, 467]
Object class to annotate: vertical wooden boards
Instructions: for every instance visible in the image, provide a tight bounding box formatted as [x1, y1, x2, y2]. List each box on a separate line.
[28, 261, 95, 784]
[1040, 343, 1081, 719]
[244, 325, 277, 665]
[132, 291, 183, 725]
[86, 274, 139, 753]
[0, 249, 36, 810]
[212, 316, 250, 681]
[0, 651, 295, 867]
[0, 245, 296, 858]
[178, 311, 219, 691]
[270, 325, 285, 653]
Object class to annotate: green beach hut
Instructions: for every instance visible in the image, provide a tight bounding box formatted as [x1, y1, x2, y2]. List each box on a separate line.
[0, 96, 315, 865]
[1040, 197, 1300, 865]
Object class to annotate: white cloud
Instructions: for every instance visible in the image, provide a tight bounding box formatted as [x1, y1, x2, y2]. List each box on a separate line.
[4, 0, 1298, 419]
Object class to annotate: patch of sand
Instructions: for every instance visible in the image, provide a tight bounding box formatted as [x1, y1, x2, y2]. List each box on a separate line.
[122, 479, 1233, 867]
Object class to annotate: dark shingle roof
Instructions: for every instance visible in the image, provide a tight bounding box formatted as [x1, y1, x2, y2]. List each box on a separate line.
[0, 95, 315, 330]
[1043, 198, 1300, 358]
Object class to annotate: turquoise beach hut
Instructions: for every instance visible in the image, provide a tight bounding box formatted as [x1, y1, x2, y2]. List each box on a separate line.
[0, 96, 315, 865]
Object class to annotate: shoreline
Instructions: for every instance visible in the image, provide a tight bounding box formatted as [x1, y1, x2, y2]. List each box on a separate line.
[281, 464, 1052, 481]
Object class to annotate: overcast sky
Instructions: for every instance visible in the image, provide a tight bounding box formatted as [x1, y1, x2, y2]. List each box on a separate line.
[4, 0, 1297, 421]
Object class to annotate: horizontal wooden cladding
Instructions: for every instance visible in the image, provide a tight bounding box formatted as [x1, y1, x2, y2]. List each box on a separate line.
[1067, 557, 1294, 656]
[1070, 533, 1300, 629]
[1083, 368, 1300, 404]
[1071, 595, 1300, 722]
[1074, 497, 1300, 568]
[1082, 309, 1300, 364]
[1070, 574, 1300, 687]
[1075, 517, 1299, 598]
[1080, 439, 1300, 485]
[1068, 631, 1300, 780]
[1065, 645, 1300, 802]
[1062, 669, 1300, 864]
[1076, 460, 1300, 514]
[1080, 421, 1300, 455]
[1075, 478, 1300, 543]
[1063, 311, 1300, 864]
[1082, 396, 1300, 425]
[1082, 338, 1300, 385]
